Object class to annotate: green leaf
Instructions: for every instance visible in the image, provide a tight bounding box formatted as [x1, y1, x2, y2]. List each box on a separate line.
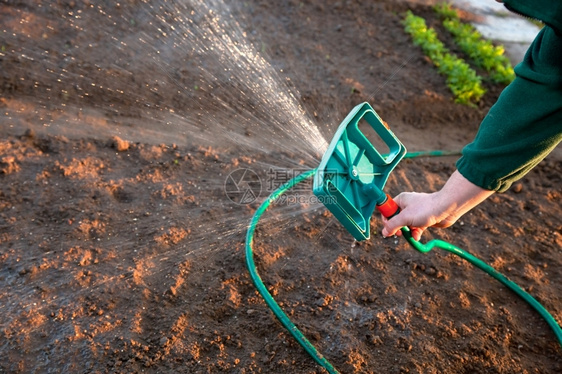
[403, 10, 486, 105]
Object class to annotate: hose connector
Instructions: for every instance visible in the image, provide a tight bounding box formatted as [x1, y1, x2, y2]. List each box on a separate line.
[376, 194, 400, 219]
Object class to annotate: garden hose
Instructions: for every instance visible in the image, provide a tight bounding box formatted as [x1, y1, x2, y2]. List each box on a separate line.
[400, 227, 562, 345]
[403, 150, 461, 158]
[245, 167, 561, 374]
[245, 169, 338, 373]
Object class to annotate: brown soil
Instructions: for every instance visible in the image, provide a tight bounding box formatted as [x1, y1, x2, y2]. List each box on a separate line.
[1, 1, 560, 373]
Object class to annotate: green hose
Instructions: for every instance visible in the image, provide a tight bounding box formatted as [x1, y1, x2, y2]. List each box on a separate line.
[245, 169, 339, 374]
[400, 227, 562, 346]
[404, 150, 462, 158]
[245, 168, 561, 373]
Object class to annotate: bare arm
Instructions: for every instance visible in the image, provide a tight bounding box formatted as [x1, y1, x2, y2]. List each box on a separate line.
[381, 170, 494, 241]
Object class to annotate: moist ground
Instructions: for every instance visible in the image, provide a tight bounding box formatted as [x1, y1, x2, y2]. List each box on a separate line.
[1, 1, 561, 373]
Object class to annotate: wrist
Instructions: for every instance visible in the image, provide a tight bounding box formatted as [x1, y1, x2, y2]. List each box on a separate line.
[435, 170, 494, 223]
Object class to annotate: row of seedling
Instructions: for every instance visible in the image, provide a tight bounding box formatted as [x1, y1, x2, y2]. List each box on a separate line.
[402, 10, 485, 105]
[402, 3, 515, 105]
[434, 2, 515, 84]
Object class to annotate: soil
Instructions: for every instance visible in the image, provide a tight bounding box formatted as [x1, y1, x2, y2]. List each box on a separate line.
[1, 1, 560, 373]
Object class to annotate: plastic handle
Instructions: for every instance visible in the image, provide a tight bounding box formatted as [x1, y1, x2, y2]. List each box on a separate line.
[376, 194, 400, 218]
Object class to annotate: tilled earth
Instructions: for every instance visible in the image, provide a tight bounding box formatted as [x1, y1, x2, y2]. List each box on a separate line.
[1, 0, 560, 373]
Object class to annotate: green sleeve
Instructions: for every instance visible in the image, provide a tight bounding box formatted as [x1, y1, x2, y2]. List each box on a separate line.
[456, 27, 562, 193]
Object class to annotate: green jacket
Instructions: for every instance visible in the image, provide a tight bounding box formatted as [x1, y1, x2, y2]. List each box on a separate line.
[456, 0, 562, 192]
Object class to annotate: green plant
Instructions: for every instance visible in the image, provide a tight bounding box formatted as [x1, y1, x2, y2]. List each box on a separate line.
[433, 2, 458, 19]
[434, 2, 515, 84]
[403, 10, 485, 105]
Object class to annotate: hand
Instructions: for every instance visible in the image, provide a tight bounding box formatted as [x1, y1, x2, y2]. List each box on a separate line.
[381, 170, 494, 241]
[381, 191, 456, 241]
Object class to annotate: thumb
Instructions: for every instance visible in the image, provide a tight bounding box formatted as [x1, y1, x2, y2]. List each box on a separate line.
[380, 193, 408, 237]
[381, 212, 408, 237]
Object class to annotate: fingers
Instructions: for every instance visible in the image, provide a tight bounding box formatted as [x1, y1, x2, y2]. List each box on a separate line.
[380, 192, 427, 240]
[379, 195, 403, 234]
[381, 214, 409, 237]
[382, 225, 425, 240]
[381, 216, 400, 237]
[381, 226, 396, 238]
[381, 202, 411, 237]
[410, 227, 425, 241]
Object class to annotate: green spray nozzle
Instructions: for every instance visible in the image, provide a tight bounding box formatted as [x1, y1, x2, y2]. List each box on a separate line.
[313, 102, 406, 240]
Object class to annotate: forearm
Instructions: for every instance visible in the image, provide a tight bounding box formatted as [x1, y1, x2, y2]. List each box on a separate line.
[434, 170, 495, 224]
[456, 26, 562, 192]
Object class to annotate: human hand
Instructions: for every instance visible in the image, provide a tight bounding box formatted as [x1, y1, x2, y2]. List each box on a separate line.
[380, 170, 494, 241]
[381, 191, 456, 241]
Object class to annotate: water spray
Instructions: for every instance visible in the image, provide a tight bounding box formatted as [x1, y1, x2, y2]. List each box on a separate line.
[246, 102, 562, 373]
